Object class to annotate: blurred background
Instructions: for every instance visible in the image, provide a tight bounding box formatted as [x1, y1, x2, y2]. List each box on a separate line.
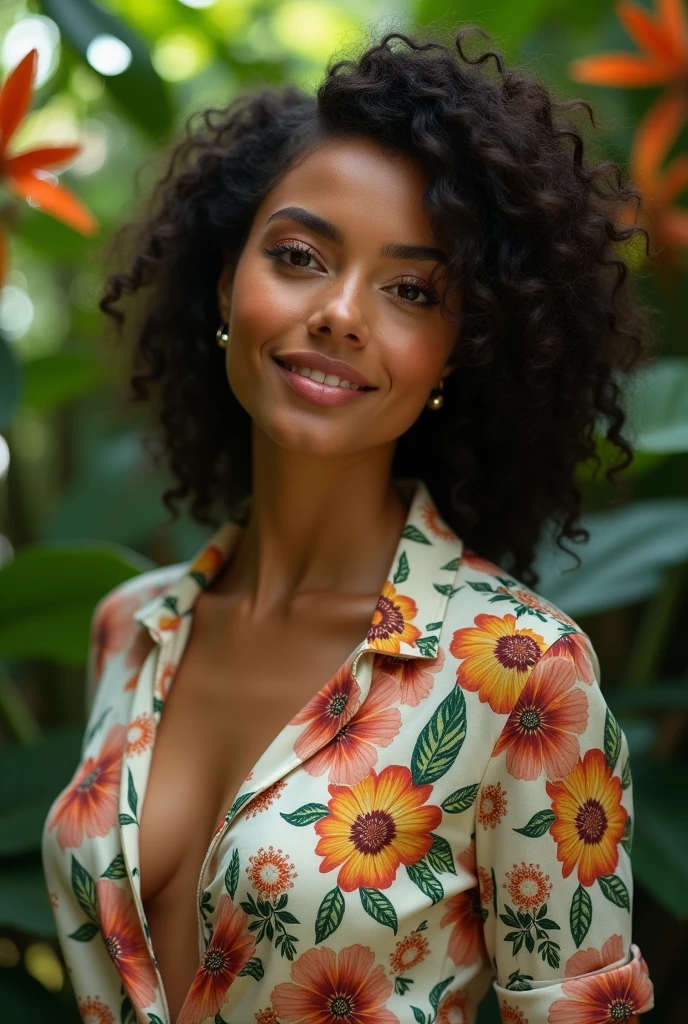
[0, 0, 686, 1020]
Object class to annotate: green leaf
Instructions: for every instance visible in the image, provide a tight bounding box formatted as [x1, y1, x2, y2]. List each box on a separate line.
[238, 956, 264, 980]
[359, 888, 398, 933]
[67, 921, 99, 941]
[71, 856, 98, 925]
[411, 1007, 426, 1024]
[621, 758, 632, 790]
[118, 813, 137, 826]
[432, 583, 460, 596]
[101, 854, 127, 880]
[22, 352, 104, 412]
[148, 1016, 166, 1024]
[597, 875, 630, 910]
[227, 791, 254, 824]
[440, 557, 461, 571]
[569, 885, 592, 948]
[393, 551, 410, 584]
[411, 685, 467, 785]
[513, 809, 555, 838]
[441, 783, 479, 814]
[425, 834, 456, 875]
[280, 803, 330, 826]
[604, 708, 622, 770]
[0, 331, 23, 430]
[402, 525, 431, 544]
[406, 860, 444, 904]
[621, 817, 633, 857]
[429, 976, 453, 1011]
[127, 768, 138, 819]
[425, 621, 443, 631]
[416, 636, 439, 658]
[225, 849, 240, 900]
[314, 886, 345, 943]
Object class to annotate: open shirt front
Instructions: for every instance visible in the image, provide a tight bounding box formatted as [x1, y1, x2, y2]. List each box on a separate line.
[42, 477, 654, 1024]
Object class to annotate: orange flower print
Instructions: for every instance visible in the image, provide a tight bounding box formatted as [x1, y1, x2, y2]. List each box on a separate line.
[246, 846, 297, 900]
[501, 1004, 528, 1024]
[565, 934, 625, 978]
[93, 590, 141, 678]
[255, 1010, 279, 1024]
[189, 543, 224, 585]
[292, 660, 361, 761]
[450, 613, 547, 714]
[314, 764, 442, 891]
[78, 995, 115, 1024]
[549, 947, 654, 1023]
[246, 778, 287, 818]
[478, 782, 508, 829]
[125, 713, 155, 757]
[270, 943, 399, 1024]
[156, 661, 176, 702]
[491, 656, 589, 781]
[374, 646, 446, 707]
[477, 866, 494, 906]
[503, 862, 552, 914]
[419, 498, 456, 540]
[95, 880, 157, 1009]
[542, 631, 595, 686]
[388, 930, 429, 974]
[546, 748, 627, 887]
[461, 549, 503, 575]
[303, 672, 401, 785]
[177, 895, 256, 1024]
[436, 988, 470, 1024]
[47, 724, 126, 849]
[366, 581, 422, 654]
[440, 886, 487, 967]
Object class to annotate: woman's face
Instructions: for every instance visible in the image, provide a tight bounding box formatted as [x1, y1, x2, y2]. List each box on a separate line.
[217, 134, 460, 458]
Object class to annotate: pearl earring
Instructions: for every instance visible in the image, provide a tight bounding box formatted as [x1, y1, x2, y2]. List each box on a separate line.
[216, 322, 229, 348]
[426, 378, 444, 410]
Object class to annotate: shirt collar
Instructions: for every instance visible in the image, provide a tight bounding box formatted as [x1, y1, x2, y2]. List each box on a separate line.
[133, 477, 464, 659]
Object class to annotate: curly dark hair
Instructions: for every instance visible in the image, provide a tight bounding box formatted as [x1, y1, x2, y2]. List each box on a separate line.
[100, 26, 654, 589]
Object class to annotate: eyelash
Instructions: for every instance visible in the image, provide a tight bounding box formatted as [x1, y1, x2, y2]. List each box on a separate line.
[263, 240, 440, 310]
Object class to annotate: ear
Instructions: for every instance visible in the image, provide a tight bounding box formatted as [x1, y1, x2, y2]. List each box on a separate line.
[217, 262, 235, 322]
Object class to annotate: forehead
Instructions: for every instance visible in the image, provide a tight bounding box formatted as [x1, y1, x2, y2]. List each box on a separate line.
[258, 135, 437, 244]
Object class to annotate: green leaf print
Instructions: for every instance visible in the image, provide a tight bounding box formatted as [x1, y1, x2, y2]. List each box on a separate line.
[118, 813, 137, 827]
[411, 685, 467, 785]
[416, 636, 439, 658]
[569, 885, 593, 948]
[71, 856, 98, 925]
[621, 757, 632, 790]
[441, 783, 479, 814]
[314, 886, 345, 943]
[393, 550, 410, 584]
[238, 956, 264, 980]
[425, 621, 443, 631]
[225, 849, 240, 900]
[513, 809, 556, 837]
[411, 1007, 426, 1024]
[440, 557, 461, 571]
[84, 707, 111, 747]
[597, 874, 630, 910]
[432, 583, 460, 597]
[402, 525, 432, 544]
[67, 921, 99, 942]
[148, 1016, 166, 1024]
[505, 969, 534, 991]
[227, 791, 255, 824]
[428, 976, 454, 1011]
[604, 708, 622, 770]
[280, 802, 330, 826]
[359, 887, 398, 933]
[425, 834, 456, 875]
[406, 860, 444, 904]
[621, 816, 633, 856]
[101, 854, 127, 880]
[127, 767, 139, 821]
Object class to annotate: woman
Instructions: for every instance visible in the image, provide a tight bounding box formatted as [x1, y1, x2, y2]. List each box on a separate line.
[42, 28, 655, 1024]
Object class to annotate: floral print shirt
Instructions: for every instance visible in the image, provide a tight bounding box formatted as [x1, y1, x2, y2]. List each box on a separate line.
[42, 477, 654, 1024]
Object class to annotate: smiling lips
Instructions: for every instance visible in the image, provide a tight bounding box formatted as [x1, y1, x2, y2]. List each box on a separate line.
[272, 356, 377, 407]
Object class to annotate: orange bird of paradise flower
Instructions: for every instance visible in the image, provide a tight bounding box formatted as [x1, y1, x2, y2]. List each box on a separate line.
[0, 48, 98, 286]
[568, 0, 688, 88]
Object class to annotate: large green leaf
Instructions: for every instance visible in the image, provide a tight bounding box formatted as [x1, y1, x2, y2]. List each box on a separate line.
[22, 352, 106, 411]
[0, 332, 22, 430]
[0, 728, 82, 857]
[631, 758, 688, 919]
[626, 358, 688, 454]
[0, 543, 152, 663]
[533, 500, 688, 616]
[40, 0, 174, 138]
[416, 0, 552, 48]
[0, 856, 56, 934]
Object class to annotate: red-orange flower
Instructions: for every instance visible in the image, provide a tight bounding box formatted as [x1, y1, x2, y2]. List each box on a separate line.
[374, 646, 446, 707]
[547, 748, 628, 886]
[78, 996, 115, 1024]
[501, 1004, 528, 1024]
[314, 764, 441, 891]
[95, 880, 157, 1009]
[0, 49, 97, 285]
[569, 0, 688, 88]
[388, 930, 430, 974]
[47, 724, 126, 849]
[492, 656, 589, 781]
[565, 934, 625, 978]
[477, 782, 508, 829]
[549, 946, 654, 1023]
[177, 895, 256, 1024]
[450, 613, 547, 714]
[292, 659, 361, 760]
[437, 988, 470, 1024]
[366, 581, 422, 654]
[542, 632, 596, 686]
[440, 885, 488, 967]
[189, 543, 225, 585]
[303, 672, 401, 785]
[246, 846, 297, 900]
[270, 943, 399, 1024]
[125, 713, 155, 757]
[503, 862, 552, 914]
[419, 499, 456, 540]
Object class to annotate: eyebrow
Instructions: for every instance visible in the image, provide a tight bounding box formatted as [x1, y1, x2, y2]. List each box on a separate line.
[265, 206, 448, 264]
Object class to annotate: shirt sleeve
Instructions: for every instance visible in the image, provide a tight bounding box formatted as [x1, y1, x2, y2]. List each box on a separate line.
[474, 638, 655, 1023]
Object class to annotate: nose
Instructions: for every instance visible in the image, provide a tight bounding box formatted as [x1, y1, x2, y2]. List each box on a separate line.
[306, 276, 369, 347]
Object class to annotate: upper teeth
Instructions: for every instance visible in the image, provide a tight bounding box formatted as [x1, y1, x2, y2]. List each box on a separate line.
[285, 363, 367, 390]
